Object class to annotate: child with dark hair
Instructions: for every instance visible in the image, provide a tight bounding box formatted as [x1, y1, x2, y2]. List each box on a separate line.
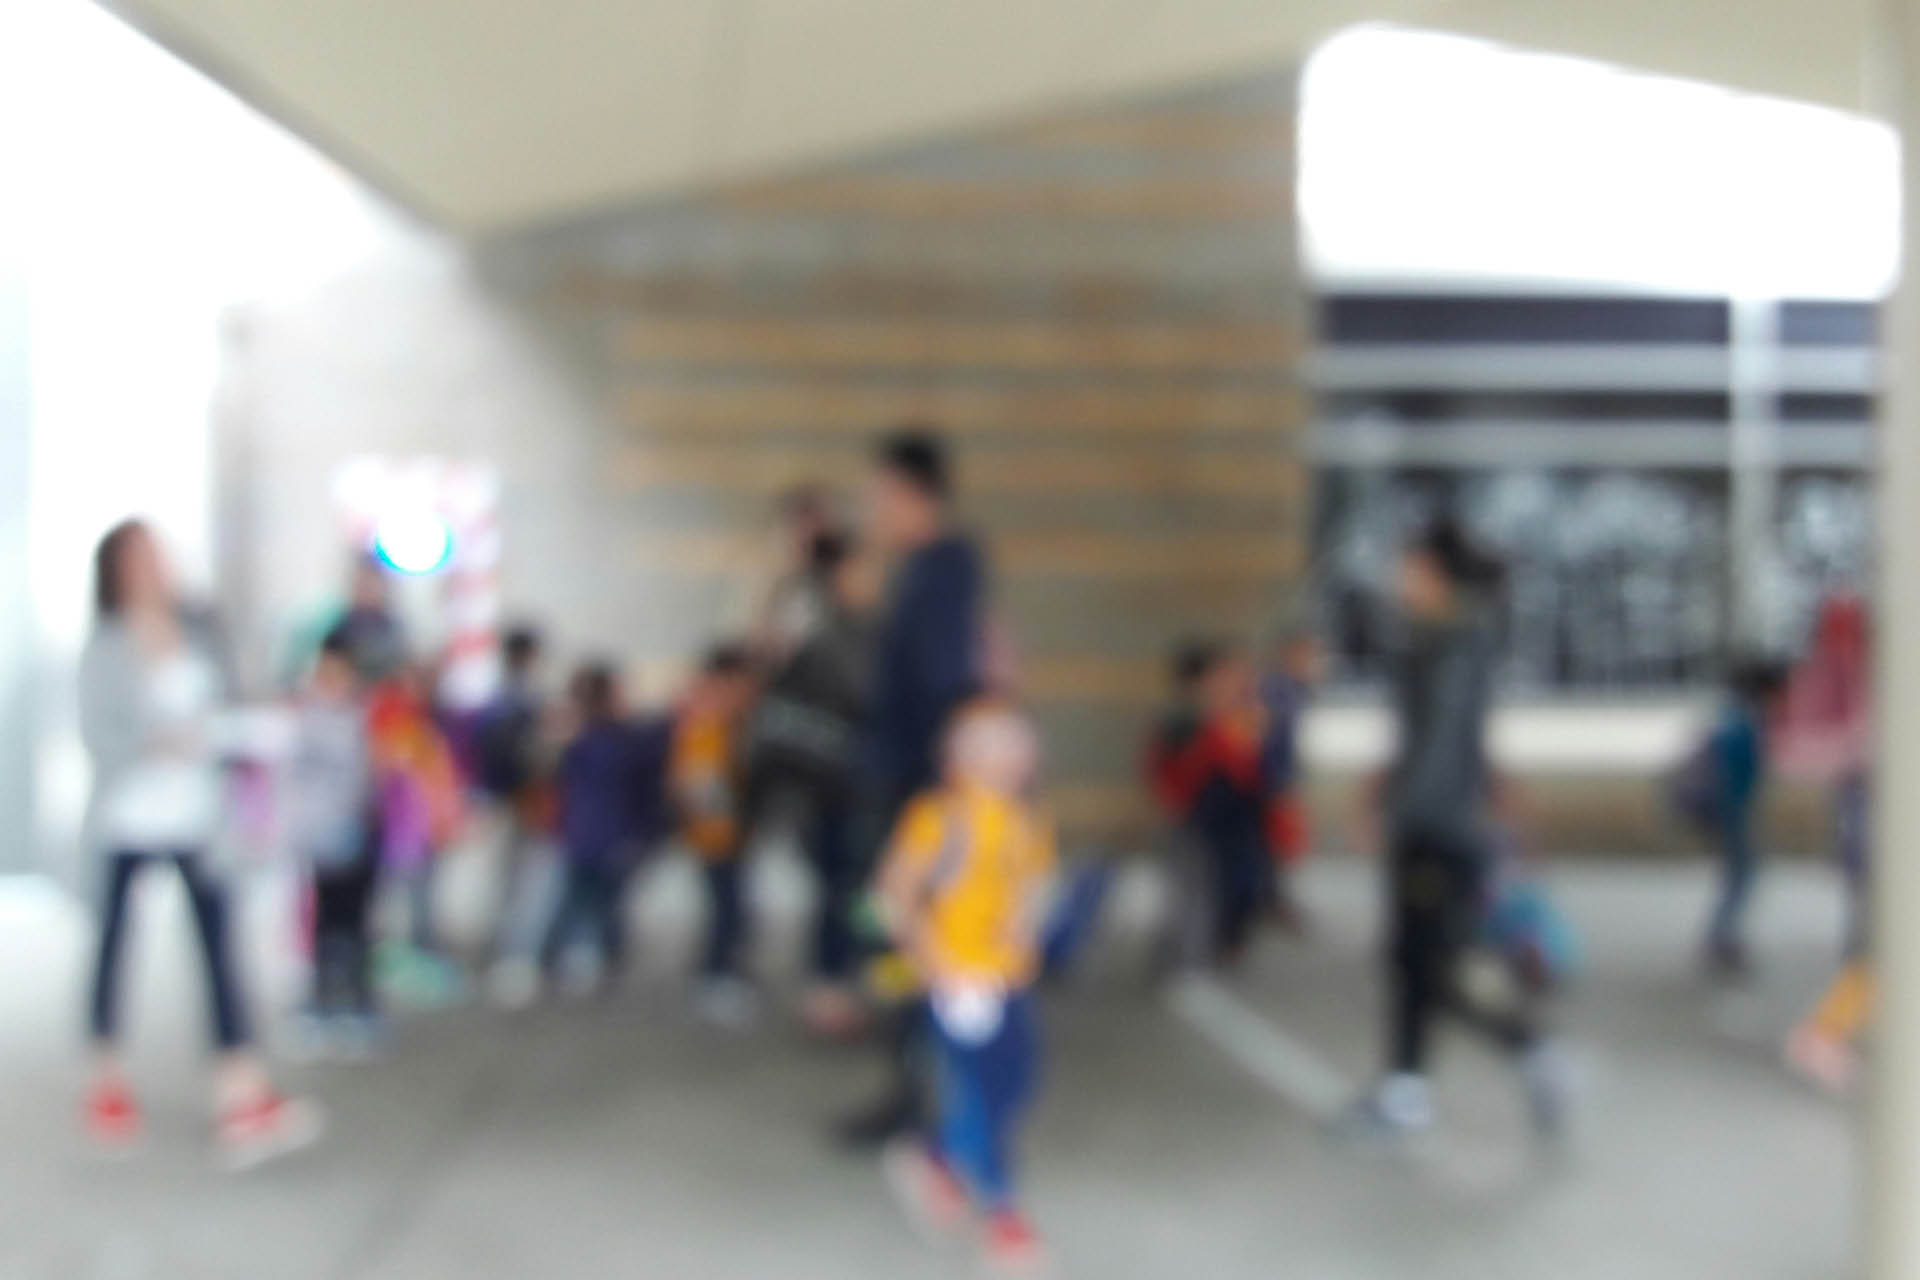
[540, 662, 671, 995]
[477, 623, 563, 1004]
[671, 644, 760, 1025]
[1688, 657, 1791, 978]
[367, 661, 467, 1005]
[291, 630, 383, 1057]
[1145, 640, 1273, 966]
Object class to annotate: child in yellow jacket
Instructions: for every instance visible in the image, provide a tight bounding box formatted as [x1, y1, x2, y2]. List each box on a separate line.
[878, 699, 1054, 1274]
[670, 645, 757, 1023]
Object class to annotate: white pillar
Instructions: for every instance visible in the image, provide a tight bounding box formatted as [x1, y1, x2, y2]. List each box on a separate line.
[1876, 3, 1920, 1276]
[1728, 294, 1782, 653]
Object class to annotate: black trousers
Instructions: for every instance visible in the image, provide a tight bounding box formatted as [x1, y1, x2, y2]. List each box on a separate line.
[836, 780, 929, 1142]
[1202, 826, 1266, 963]
[1388, 830, 1539, 1074]
[313, 855, 380, 1015]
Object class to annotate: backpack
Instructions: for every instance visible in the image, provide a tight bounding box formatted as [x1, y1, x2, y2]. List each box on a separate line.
[475, 697, 539, 799]
[748, 617, 866, 797]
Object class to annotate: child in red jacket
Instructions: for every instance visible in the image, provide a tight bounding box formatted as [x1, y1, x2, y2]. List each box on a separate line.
[1146, 640, 1274, 966]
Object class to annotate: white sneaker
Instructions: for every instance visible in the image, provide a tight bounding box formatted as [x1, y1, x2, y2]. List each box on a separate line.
[1520, 1041, 1574, 1139]
[696, 976, 760, 1030]
[1336, 1072, 1434, 1141]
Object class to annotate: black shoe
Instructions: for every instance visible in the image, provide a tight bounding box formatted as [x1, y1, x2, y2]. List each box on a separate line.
[833, 1096, 921, 1151]
[1704, 939, 1754, 982]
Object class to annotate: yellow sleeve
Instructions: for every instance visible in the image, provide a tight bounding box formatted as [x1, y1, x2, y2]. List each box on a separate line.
[882, 794, 947, 880]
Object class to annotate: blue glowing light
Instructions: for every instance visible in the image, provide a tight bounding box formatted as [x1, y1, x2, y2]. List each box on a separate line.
[373, 510, 454, 575]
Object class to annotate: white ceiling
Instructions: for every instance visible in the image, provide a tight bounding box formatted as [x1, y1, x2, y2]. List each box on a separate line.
[107, 0, 1876, 235]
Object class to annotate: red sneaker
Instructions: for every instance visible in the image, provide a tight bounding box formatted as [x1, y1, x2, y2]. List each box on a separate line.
[84, 1080, 142, 1148]
[882, 1139, 970, 1241]
[983, 1210, 1048, 1275]
[1786, 1024, 1858, 1096]
[215, 1092, 324, 1172]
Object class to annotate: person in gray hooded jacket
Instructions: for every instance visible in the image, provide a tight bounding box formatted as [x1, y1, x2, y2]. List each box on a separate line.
[77, 519, 320, 1169]
[1344, 517, 1570, 1142]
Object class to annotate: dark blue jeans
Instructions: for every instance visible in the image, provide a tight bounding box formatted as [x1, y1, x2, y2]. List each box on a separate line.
[313, 851, 380, 1016]
[931, 990, 1039, 1211]
[91, 849, 250, 1051]
[1706, 808, 1758, 951]
[702, 859, 747, 978]
[541, 860, 633, 978]
[1198, 825, 1266, 963]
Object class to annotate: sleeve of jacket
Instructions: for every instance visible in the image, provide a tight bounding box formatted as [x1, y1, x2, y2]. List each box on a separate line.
[911, 542, 983, 725]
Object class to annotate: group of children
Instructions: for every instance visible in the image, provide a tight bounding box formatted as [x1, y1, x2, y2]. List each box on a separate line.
[280, 598, 1060, 1273]
[285, 625, 765, 1042]
[1669, 592, 1878, 1092]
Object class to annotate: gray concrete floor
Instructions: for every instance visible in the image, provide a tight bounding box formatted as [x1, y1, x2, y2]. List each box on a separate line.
[0, 856, 1862, 1279]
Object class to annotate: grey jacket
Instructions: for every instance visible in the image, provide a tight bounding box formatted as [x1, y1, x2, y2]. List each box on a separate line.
[1387, 609, 1494, 850]
[288, 700, 373, 869]
[77, 611, 232, 861]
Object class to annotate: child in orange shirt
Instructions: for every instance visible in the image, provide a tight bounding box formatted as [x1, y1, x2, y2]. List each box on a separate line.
[879, 700, 1054, 1274]
[669, 644, 758, 1025]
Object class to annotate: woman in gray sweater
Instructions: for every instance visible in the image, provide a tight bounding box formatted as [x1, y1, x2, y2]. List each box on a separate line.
[1344, 518, 1570, 1142]
[79, 519, 320, 1169]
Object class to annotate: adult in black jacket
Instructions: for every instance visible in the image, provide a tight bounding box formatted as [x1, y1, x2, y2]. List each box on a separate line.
[837, 426, 986, 1147]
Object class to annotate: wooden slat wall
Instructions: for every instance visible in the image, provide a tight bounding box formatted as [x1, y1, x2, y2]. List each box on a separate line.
[558, 72, 1307, 844]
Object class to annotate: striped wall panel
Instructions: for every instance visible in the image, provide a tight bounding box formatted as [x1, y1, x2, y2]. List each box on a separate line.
[521, 68, 1308, 842]
[614, 383, 1308, 436]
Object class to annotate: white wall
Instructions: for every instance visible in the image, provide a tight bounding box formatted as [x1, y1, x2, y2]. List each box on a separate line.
[8, 0, 392, 875]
